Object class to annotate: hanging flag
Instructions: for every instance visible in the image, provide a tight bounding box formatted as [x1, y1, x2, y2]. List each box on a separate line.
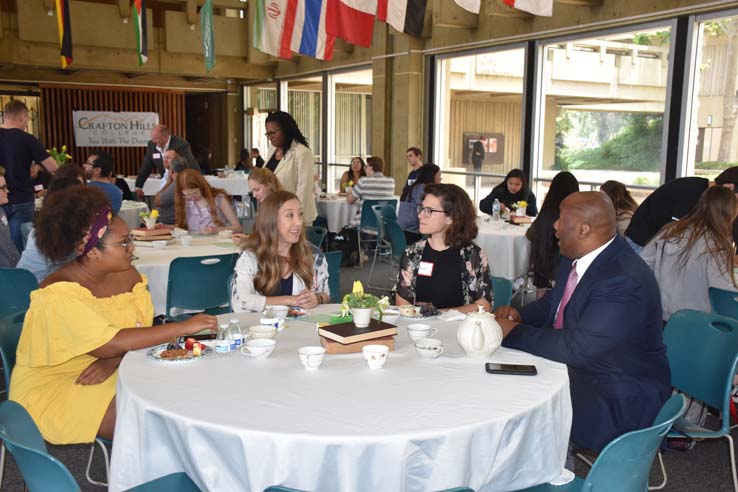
[376, 0, 427, 38]
[254, 0, 298, 59]
[201, 0, 216, 71]
[55, 0, 73, 68]
[291, 0, 335, 60]
[503, 0, 553, 16]
[133, 0, 149, 65]
[454, 0, 480, 14]
[326, 0, 376, 48]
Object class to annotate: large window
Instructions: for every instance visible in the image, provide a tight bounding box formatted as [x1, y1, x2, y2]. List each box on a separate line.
[287, 76, 322, 162]
[0, 95, 40, 138]
[433, 47, 526, 206]
[534, 26, 673, 202]
[683, 13, 738, 180]
[244, 83, 277, 157]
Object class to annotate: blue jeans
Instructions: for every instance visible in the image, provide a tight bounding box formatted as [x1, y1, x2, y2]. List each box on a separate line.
[2, 201, 35, 252]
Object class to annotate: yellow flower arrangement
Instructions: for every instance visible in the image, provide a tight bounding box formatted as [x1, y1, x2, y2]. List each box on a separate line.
[512, 200, 528, 210]
[47, 145, 73, 166]
[138, 209, 159, 219]
[340, 281, 390, 318]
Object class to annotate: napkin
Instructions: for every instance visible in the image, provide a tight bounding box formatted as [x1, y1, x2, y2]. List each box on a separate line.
[438, 310, 466, 321]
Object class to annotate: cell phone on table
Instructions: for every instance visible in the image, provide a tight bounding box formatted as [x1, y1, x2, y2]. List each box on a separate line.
[485, 363, 537, 376]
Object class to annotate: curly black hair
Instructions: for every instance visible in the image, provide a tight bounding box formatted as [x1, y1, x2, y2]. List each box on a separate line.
[34, 185, 110, 262]
[265, 111, 309, 153]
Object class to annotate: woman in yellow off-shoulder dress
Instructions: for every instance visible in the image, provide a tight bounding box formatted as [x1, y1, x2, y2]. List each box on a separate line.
[9, 186, 217, 444]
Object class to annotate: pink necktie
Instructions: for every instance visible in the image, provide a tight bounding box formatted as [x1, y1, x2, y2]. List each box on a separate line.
[554, 261, 578, 330]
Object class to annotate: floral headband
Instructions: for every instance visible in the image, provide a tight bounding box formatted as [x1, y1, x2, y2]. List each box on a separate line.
[80, 205, 113, 257]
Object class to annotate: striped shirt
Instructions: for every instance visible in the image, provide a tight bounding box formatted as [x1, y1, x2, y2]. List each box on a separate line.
[350, 173, 396, 226]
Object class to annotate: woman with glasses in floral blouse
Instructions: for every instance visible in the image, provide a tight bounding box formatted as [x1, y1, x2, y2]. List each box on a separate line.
[393, 183, 493, 313]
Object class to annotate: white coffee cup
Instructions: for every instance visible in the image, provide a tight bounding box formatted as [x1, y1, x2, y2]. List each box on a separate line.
[172, 228, 186, 238]
[381, 309, 400, 324]
[363, 344, 389, 369]
[298, 346, 326, 370]
[271, 305, 289, 321]
[414, 337, 444, 359]
[152, 240, 167, 249]
[241, 339, 276, 359]
[180, 235, 193, 247]
[248, 325, 277, 340]
[218, 229, 233, 240]
[407, 324, 438, 342]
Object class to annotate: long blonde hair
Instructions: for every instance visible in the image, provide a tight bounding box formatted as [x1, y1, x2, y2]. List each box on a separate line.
[242, 191, 314, 295]
[174, 169, 230, 229]
[658, 186, 738, 287]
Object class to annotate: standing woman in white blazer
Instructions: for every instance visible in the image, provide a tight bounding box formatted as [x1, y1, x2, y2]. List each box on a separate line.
[263, 111, 318, 224]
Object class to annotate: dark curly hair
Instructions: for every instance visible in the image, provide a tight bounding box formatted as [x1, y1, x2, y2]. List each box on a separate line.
[265, 111, 309, 154]
[423, 183, 477, 249]
[34, 185, 110, 262]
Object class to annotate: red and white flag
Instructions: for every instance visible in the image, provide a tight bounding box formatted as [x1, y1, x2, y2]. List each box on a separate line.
[254, 0, 298, 59]
[454, 0, 480, 14]
[326, 0, 377, 48]
[377, 0, 427, 38]
[503, 0, 553, 16]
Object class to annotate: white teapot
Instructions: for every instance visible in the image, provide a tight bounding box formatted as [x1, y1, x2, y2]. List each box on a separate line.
[456, 307, 503, 357]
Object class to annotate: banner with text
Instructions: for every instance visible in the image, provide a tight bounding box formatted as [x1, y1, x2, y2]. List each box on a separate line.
[72, 111, 159, 147]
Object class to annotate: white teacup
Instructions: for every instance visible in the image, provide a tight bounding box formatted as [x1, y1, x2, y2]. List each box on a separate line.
[180, 235, 193, 247]
[152, 240, 167, 249]
[241, 339, 276, 359]
[363, 344, 389, 369]
[271, 305, 290, 321]
[172, 228, 186, 238]
[381, 309, 400, 324]
[248, 325, 277, 340]
[407, 324, 438, 342]
[298, 346, 326, 371]
[414, 337, 444, 359]
[218, 229, 233, 240]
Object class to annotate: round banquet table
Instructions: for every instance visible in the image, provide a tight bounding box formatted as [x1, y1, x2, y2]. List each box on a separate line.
[316, 194, 358, 233]
[109, 306, 572, 492]
[125, 175, 250, 197]
[132, 235, 240, 316]
[118, 201, 148, 230]
[475, 216, 532, 280]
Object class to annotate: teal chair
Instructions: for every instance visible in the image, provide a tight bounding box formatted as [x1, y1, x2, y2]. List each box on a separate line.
[325, 251, 343, 303]
[367, 204, 397, 288]
[356, 199, 397, 267]
[265, 486, 473, 492]
[491, 277, 513, 310]
[709, 287, 738, 319]
[661, 309, 738, 492]
[305, 226, 328, 250]
[165, 253, 238, 322]
[0, 311, 25, 486]
[375, 218, 407, 291]
[0, 400, 201, 492]
[515, 394, 687, 492]
[0, 268, 38, 319]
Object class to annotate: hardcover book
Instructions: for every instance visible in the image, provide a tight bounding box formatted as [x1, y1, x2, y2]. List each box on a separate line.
[317, 320, 397, 345]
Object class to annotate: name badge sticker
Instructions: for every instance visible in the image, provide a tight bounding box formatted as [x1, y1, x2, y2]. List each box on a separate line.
[418, 261, 434, 277]
[153, 153, 161, 159]
[34, 184, 44, 191]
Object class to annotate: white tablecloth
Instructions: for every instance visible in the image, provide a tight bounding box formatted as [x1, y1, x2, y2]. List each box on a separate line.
[317, 195, 358, 232]
[476, 217, 532, 280]
[118, 201, 148, 230]
[133, 235, 240, 316]
[125, 176, 250, 197]
[109, 306, 572, 492]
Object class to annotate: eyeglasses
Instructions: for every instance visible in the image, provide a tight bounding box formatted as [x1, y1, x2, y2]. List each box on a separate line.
[417, 205, 447, 218]
[264, 130, 281, 137]
[0, 185, 7, 191]
[104, 233, 136, 249]
[181, 189, 199, 198]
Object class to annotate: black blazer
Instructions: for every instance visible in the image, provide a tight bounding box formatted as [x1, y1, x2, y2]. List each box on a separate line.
[503, 235, 671, 451]
[135, 135, 199, 189]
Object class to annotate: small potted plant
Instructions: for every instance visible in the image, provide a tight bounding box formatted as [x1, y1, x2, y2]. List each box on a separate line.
[512, 200, 528, 217]
[47, 145, 73, 166]
[344, 180, 354, 193]
[139, 209, 160, 229]
[340, 281, 389, 328]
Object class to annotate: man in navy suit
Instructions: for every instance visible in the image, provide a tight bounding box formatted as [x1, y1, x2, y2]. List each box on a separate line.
[496, 191, 671, 452]
[134, 124, 199, 199]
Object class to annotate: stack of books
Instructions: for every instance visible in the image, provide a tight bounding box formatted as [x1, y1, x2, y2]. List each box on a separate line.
[510, 215, 532, 224]
[318, 319, 398, 354]
[131, 225, 173, 241]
